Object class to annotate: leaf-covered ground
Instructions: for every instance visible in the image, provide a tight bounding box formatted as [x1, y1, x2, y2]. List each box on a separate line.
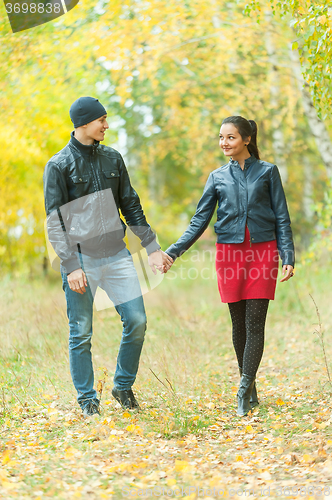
[1, 258, 332, 499]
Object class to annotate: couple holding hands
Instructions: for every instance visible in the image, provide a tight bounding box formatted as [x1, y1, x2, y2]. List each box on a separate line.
[44, 97, 294, 419]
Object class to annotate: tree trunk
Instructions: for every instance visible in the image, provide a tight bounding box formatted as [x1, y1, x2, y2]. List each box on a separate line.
[265, 11, 288, 183]
[302, 156, 314, 221]
[289, 46, 332, 179]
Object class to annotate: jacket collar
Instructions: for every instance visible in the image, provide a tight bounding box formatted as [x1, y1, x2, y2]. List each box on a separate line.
[229, 155, 257, 168]
[70, 131, 99, 156]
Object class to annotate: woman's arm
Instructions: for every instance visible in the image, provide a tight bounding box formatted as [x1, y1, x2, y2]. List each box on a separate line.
[269, 165, 295, 268]
[166, 173, 218, 260]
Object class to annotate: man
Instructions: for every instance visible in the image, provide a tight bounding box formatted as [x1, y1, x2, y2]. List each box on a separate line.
[44, 96, 172, 417]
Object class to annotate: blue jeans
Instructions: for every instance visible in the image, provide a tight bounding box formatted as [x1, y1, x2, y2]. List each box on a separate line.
[61, 248, 147, 408]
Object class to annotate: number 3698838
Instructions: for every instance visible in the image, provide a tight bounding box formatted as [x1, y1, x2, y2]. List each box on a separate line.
[5, 3, 62, 14]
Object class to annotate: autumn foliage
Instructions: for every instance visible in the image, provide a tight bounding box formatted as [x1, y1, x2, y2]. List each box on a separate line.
[1, 0, 332, 271]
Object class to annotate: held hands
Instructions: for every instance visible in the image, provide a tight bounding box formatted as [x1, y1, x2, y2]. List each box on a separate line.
[67, 251, 173, 293]
[67, 268, 88, 294]
[280, 265, 294, 283]
[148, 250, 173, 275]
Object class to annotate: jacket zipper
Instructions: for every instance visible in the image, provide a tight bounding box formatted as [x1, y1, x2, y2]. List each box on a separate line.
[90, 147, 107, 258]
[247, 223, 252, 247]
[243, 165, 252, 247]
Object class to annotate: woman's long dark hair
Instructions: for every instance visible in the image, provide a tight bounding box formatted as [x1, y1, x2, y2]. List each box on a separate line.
[221, 116, 260, 159]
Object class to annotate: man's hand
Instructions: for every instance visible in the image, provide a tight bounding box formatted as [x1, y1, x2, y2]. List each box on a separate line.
[67, 268, 88, 294]
[148, 250, 173, 275]
[280, 265, 294, 282]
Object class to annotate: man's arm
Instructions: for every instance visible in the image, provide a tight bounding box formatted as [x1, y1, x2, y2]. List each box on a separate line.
[44, 161, 81, 275]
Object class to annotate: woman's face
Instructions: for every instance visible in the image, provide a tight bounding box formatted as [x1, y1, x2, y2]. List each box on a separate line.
[219, 123, 249, 158]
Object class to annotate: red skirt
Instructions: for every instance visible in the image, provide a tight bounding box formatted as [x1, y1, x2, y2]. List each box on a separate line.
[215, 226, 279, 303]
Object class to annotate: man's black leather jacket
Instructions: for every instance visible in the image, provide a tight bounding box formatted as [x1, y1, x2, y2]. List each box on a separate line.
[44, 133, 160, 274]
[166, 155, 295, 267]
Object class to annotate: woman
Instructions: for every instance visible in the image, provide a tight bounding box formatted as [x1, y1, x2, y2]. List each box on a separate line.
[166, 116, 295, 417]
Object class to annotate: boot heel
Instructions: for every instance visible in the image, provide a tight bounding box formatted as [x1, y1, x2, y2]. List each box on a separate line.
[239, 365, 259, 407]
[237, 374, 255, 417]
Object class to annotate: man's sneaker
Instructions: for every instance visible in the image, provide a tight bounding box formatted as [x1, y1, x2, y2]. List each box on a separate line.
[112, 388, 140, 410]
[82, 400, 100, 419]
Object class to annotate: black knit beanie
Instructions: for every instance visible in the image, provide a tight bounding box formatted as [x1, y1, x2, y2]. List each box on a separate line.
[69, 97, 107, 128]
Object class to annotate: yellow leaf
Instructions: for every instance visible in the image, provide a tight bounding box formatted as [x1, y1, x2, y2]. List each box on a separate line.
[302, 454, 314, 463]
[65, 447, 76, 459]
[315, 422, 328, 430]
[318, 447, 327, 457]
[236, 455, 243, 461]
[276, 398, 285, 406]
[126, 424, 143, 435]
[43, 394, 53, 400]
[122, 412, 131, 419]
[245, 425, 254, 433]
[0, 470, 8, 481]
[167, 478, 177, 486]
[318, 15, 327, 24]
[175, 460, 191, 472]
[1, 480, 17, 490]
[143, 471, 160, 482]
[2, 451, 11, 465]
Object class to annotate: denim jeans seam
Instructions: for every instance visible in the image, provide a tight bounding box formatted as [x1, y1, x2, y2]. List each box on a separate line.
[63, 248, 145, 404]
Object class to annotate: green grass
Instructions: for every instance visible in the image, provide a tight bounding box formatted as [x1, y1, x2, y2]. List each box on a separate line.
[1, 254, 332, 498]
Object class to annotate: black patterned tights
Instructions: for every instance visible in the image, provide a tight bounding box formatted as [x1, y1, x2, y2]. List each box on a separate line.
[227, 299, 269, 377]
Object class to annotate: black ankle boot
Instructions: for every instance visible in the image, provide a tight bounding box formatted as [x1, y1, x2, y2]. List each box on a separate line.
[239, 366, 259, 408]
[237, 373, 256, 416]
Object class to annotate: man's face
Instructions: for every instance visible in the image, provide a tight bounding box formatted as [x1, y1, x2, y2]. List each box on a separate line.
[85, 115, 109, 142]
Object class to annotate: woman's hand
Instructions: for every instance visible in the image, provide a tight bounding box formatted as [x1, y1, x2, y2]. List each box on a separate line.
[148, 250, 173, 275]
[280, 265, 294, 282]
